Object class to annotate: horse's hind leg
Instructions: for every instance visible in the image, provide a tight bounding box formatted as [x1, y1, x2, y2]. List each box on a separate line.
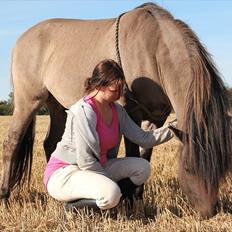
[43, 94, 67, 161]
[0, 91, 47, 203]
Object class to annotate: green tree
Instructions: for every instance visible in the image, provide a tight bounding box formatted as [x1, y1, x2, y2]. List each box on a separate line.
[0, 92, 49, 115]
[0, 100, 11, 115]
[7, 92, 13, 105]
[0, 93, 13, 115]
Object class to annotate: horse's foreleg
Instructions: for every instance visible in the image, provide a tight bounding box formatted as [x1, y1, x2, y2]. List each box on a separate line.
[124, 137, 140, 157]
[123, 103, 142, 157]
[136, 120, 169, 199]
[0, 101, 43, 203]
[43, 95, 67, 161]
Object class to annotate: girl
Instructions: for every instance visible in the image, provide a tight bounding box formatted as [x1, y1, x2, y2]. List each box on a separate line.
[44, 59, 174, 210]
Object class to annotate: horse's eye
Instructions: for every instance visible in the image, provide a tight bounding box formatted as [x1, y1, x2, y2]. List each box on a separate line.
[184, 165, 190, 172]
[184, 163, 195, 175]
[182, 157, 193, 173]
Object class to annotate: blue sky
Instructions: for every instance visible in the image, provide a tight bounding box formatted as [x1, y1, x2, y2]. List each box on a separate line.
[0, 0, 232, 100]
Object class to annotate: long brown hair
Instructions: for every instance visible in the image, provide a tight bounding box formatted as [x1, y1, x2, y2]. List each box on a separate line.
[84, 59, 125, 94]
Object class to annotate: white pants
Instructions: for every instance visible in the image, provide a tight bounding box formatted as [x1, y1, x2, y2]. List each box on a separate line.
[47, 157, 151, 210]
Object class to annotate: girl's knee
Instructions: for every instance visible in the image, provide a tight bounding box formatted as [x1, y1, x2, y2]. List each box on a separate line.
[141, 159, 151, 179]
[132, 158, 151, 186]
[96, 181, 121, 210]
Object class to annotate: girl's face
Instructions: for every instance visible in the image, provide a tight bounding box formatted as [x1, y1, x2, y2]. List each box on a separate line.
[99, 80, 124, 103]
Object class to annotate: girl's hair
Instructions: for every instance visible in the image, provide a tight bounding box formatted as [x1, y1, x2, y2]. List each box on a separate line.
[84, 59, 125, 94]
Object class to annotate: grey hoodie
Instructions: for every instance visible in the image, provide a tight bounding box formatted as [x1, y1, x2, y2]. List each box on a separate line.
[51, 98, 173, 177]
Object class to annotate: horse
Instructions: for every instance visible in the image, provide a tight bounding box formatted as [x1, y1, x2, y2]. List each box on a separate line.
[1, 3, 231, 219]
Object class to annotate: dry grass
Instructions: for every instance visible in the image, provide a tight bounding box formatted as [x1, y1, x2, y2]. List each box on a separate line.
[1, 115, 232, 231]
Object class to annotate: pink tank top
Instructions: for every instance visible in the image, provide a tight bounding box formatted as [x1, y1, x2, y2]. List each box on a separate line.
[44, 97, 119, 188]
[85, 96, 119, 166]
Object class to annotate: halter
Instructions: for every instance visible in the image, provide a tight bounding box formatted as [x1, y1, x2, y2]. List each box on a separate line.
[115, 13, 170, 122]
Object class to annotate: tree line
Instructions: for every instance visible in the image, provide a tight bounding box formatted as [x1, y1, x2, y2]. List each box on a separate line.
[0, 92, 49, 115]
[1, 88, 232, 115]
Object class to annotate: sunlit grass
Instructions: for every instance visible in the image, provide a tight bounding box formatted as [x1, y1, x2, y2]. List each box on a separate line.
[0, 115, 232, 231]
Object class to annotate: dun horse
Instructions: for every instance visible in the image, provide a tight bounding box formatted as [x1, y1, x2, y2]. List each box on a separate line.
[1, 3, 231, 218]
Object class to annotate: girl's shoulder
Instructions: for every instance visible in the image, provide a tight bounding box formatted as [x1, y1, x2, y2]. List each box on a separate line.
[68, 97, 97, 124]
[114, 102, 126, 114]
[69, 98, 92, 114]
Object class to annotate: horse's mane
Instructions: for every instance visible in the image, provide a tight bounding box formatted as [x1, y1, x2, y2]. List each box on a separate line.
[137, 2, 232, 190]
[175, 19, 232, 189]
[136, 2, 173, 20]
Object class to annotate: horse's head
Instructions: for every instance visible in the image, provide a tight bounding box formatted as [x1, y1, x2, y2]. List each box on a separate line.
[178, 143, 218, 218]
[169, 123, 218, 218]
[165, 17, 232, 217]
[171, 122, 231, 219]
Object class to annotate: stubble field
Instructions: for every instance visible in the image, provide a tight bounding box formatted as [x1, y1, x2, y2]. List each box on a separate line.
[0, 115, 232, 232]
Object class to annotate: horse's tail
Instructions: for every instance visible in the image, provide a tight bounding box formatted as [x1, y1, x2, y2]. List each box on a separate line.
[9, 118, 35, 189]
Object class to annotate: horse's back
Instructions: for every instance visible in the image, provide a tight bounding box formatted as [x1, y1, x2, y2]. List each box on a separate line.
[12, 18, 116, 107]
[11, 5, 178, 108]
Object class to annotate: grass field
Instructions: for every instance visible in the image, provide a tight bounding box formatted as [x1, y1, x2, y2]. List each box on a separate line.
[0, 115, 232, 231]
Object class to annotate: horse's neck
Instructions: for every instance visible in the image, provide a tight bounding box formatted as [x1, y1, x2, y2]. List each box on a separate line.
[120, 11, 192, 126]
[155, 22, 192, 126]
